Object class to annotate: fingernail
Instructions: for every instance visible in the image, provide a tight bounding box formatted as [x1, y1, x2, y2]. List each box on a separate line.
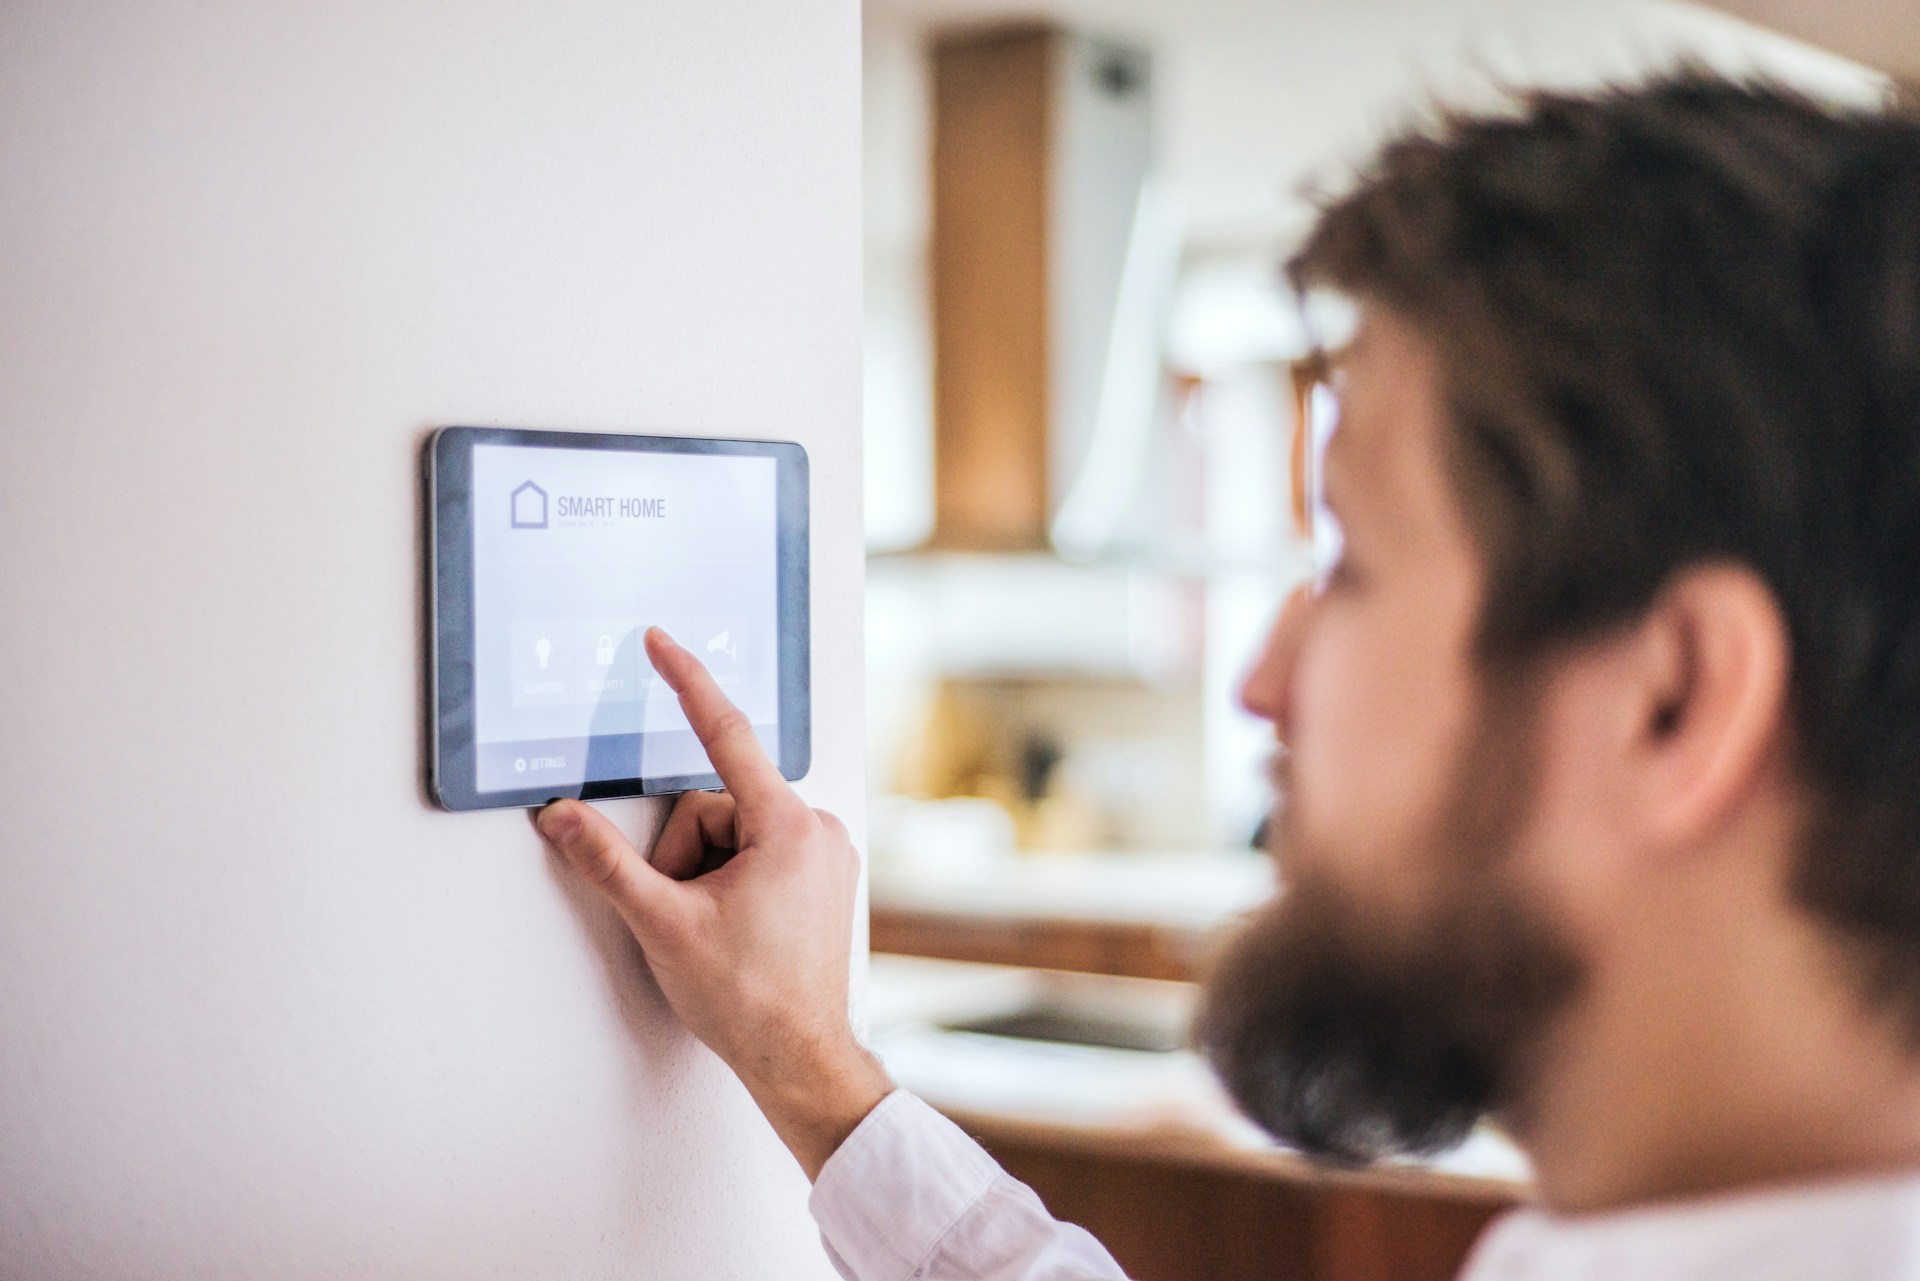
[537, 801, 580, 841]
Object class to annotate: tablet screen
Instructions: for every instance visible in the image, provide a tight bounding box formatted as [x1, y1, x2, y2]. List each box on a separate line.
[429, 427, 809, 810]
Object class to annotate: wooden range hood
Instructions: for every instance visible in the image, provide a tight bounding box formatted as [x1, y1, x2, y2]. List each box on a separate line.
[929, 24, 1155, 552]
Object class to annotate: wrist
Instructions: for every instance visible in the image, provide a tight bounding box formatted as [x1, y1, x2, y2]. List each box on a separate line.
[737, 1028, 894, 1181]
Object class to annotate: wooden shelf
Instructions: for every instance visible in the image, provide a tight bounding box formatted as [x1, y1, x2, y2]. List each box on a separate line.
[871, 903, 1228, 983]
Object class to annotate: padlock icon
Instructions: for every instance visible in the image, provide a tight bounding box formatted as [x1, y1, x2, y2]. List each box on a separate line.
[596, 634, 615, 666]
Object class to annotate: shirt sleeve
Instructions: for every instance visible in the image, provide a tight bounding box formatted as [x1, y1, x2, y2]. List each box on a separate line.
[807, 1089, 1134, 1281]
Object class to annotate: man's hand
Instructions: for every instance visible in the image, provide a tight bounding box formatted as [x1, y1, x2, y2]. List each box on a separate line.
[535, 626, 893, 1180]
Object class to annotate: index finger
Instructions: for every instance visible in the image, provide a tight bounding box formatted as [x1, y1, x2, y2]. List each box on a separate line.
[644, 626, 801, 815]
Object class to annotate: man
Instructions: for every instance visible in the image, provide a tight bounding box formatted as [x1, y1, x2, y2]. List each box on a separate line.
[536, 73, 1920, 1278]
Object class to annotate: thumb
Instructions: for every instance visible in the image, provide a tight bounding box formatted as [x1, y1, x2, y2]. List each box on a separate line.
[538, 799, 682, 936]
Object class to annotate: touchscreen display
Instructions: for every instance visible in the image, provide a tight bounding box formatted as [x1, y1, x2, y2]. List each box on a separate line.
[467, 442, 782, 795]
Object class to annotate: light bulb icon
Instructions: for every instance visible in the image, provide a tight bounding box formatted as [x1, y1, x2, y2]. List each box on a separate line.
[535, 636, 552, 669]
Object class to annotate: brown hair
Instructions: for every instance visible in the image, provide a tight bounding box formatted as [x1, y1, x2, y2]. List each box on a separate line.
[1289, 72, 1920, 1034]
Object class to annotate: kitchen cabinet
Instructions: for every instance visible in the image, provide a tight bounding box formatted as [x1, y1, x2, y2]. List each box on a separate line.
[957, 1108, 1515, 1281]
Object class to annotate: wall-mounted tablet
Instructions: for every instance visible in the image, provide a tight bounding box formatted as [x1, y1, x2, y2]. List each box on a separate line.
[427, 426, 810, 812]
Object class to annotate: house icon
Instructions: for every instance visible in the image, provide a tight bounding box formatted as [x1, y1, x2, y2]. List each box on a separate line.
[510, 480, 548, 529]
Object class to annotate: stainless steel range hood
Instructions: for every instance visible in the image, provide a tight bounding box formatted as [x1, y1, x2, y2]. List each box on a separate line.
[929, 23, 1175, 558]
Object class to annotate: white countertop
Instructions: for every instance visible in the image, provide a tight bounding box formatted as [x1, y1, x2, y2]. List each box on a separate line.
[865, 953, 1535, 1192]
[870, 847, 1277, 929]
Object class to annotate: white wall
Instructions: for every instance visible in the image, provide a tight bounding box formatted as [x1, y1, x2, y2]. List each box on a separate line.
[861, 8, 935, 553]
[0, 2, 863, 1276]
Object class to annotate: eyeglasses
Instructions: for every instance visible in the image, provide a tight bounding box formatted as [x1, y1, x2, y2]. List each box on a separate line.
[1288, 354, 1345, 594]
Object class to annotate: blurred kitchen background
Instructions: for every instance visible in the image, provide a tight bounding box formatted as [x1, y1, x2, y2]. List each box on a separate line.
[854, 4, 1911, 1278]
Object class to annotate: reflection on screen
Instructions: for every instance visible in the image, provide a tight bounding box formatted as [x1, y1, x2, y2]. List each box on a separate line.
[470, 443, 781, 793]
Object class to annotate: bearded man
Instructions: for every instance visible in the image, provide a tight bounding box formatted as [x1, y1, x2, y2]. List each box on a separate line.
[535, 72, 1920, 1279]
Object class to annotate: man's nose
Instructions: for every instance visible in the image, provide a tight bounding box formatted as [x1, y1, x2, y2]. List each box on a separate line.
[1240, 585, 1312, 743]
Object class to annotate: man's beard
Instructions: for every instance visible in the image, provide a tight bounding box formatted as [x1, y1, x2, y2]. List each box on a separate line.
[1193, 695, 1583, 1165]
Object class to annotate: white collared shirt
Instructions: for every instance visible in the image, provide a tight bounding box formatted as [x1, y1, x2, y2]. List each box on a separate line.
[809, 1089, 1920, 1281]
[1462, 1168, 1920, 1280]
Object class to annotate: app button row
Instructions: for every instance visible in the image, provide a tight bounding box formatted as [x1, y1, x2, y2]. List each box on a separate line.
[507, 616, 746, 708]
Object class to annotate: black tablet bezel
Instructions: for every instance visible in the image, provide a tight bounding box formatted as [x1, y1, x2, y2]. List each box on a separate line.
[426, 425, 811, 812]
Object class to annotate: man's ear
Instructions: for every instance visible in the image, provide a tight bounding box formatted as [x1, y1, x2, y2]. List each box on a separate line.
[1623, 563, 1792, 851]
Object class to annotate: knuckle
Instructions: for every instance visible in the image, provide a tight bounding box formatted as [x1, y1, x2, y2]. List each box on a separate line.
[766, 810, 808, 844]
[691, 789, 737, 833]
[575, 835, 625, 888]
[811, 808, 849, 841]
[708, 706, 752, 742]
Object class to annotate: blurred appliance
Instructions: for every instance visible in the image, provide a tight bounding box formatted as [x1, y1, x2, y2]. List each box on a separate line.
[930, 24, 1175, 556]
